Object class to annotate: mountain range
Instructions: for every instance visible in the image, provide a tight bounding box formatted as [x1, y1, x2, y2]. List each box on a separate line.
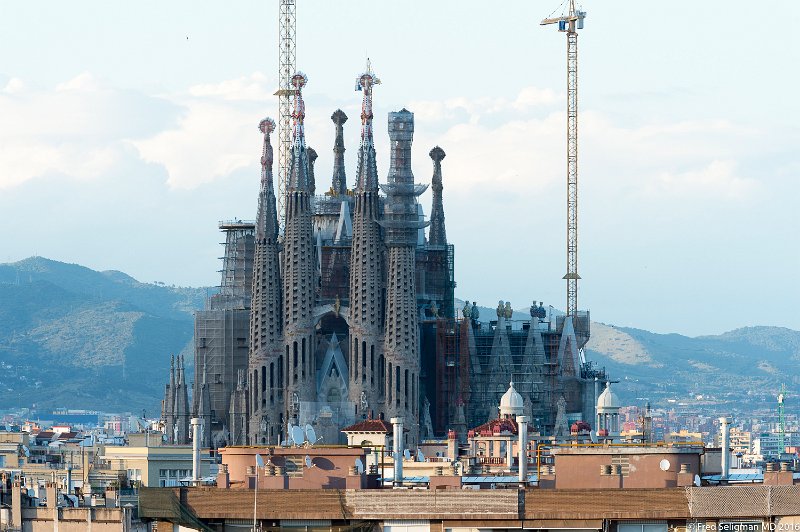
[1, 257, 797, 417]
[0, 257, 205, 416]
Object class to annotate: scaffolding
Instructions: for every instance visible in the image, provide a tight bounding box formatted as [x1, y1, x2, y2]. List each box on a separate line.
[192, 220, 255, 435]
[431, 314, 597, 437]
[216, 220, 255, 308]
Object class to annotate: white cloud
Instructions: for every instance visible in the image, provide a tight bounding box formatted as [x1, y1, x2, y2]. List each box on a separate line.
[188, 72, 275, 101]
[55, 72, 101, 92]
[0, 73, 180, 189]
[133, 101, 259, 189]
[3, 77, 25, 94]
[647, 160, 759, 200]
[513, 86, 561, 109]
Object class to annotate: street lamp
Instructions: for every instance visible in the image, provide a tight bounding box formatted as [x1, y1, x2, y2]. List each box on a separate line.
[253, 454, 263, 532]
[260, 418, 267, 445]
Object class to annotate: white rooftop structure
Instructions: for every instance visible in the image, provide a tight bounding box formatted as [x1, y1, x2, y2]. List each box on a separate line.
[499, 381, 524, 418]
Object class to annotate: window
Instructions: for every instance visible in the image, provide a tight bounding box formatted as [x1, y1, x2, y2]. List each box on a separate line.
[618, 523, 668, 532]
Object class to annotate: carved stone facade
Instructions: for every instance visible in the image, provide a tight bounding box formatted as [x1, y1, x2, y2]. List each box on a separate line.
[162, 65, 596, 449]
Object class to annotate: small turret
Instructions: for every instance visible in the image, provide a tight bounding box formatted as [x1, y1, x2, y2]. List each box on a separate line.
[428, 146, 447, 246]
[331, 109, 348, 196]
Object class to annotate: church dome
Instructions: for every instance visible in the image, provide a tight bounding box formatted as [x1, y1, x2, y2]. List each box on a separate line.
[597, 383, 620, 411]
[499, 381, 524, 417]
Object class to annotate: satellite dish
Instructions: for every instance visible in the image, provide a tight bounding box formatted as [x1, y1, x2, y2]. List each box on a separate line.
[403, 449, 411, 460]
[659, 459, 670, 471]
[417, 449, 425, 462]
[354, 457, 364, 474]
[255, 454, 264, 468]
[305, 455, 314, 468]
[305, 424, 317, 445]
[291, 425, 305, 447]
[694, 474, 701, 487]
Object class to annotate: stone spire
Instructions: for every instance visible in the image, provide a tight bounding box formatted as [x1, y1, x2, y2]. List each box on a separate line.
[173, 355, 190, 444]
[428, 146, 447, 246]
[287, 72, 311, 191]
[255, 118, 279, 243]
[249, 117, 284, 445]
[355, 60, 380, 191]
[348, 64, 384, 417]
[195, 358, 212, 448]
[283, 72, 317, 420]
[162, 354, 175, 441]
[380, 109, 428, 446]
[307, 147, 318, 196]
[331, 109, 348, 196]
[229, 370, 248, 446]
[489, 301, 513, 409]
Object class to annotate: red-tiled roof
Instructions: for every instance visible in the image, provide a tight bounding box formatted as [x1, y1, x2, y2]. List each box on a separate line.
[468, 417, 518, 437]
[341, 419, 392, 433]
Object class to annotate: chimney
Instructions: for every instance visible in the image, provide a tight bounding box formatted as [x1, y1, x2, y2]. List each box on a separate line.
[216, 464, 230, 489]
[391, 417, 404, 487]
[517, 416, 529, 486]
[11, 481, 22, 528]
[719, 417, 730, 480]
[46, 482, 57, 509]
[104, 486, 117, 508]
[191, 418, 202, 483]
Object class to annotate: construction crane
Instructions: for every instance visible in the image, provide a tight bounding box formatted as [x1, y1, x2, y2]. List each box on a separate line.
[778, 383, 787, 454]
[541, 1, 587, 318]
[276, 0, 297, 233]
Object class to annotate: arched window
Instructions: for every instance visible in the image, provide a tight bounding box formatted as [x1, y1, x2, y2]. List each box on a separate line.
[362, 341, 367, 383]
[301, 337, 306, 379]
[253, 369, 259, 410]
[378, 355, 385, 397]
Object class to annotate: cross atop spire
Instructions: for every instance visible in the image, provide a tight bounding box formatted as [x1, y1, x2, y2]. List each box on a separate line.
[355, 60, 381, 191]
[257, 117, 279, 241]
[291, 72, 308, 150]
[356, 59, 380, 149]
[287, 72, 312, 191]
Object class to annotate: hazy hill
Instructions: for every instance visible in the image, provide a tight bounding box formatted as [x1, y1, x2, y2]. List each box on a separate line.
[456, 299, 799, 412]
[0, 257, 207, 415]
[585, 323, 800, 412]
[0, 261, 797, 417]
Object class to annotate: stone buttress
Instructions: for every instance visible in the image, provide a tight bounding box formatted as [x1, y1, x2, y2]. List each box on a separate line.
[248, 117, 285, 444]
[282, 72, 317, 423]
[348, 65, 385, 417]
[379, 109, 428, 445]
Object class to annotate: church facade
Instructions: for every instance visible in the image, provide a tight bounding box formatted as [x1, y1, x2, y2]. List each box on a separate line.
[162, 65, 602, 449]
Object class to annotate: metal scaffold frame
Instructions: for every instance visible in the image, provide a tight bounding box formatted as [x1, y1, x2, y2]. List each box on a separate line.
[276, 0, 296, 233]
[542, 0, 586, 318]
[565, 30, 579, 317]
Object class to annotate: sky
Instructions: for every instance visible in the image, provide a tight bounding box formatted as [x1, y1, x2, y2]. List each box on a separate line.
[0, 1, 798, 337]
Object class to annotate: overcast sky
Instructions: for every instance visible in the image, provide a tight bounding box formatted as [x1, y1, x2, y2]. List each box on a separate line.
[1, 1, 798, 336]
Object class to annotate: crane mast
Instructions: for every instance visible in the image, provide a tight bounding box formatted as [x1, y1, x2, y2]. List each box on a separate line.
[542, 1, 586, 318]
[778, 383, 787, 454]
[276, 0, 297, 232]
